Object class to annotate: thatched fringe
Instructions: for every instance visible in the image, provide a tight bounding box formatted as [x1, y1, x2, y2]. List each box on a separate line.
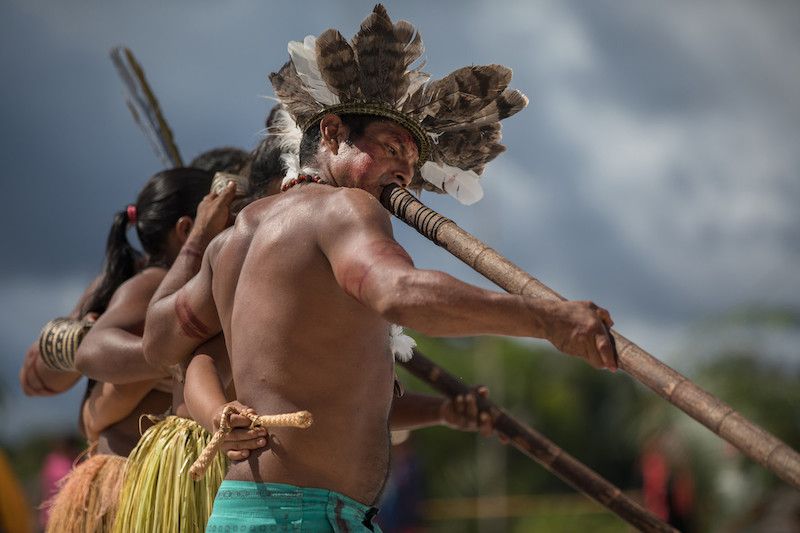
[112, 416, 229, 533]
[44, 453, 126, 533]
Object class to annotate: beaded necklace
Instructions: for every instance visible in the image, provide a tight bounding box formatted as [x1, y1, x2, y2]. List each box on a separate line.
[281, 175, 325, 192]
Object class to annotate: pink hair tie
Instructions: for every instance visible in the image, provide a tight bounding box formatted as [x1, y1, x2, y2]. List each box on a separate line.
[126, 204, 137, 225]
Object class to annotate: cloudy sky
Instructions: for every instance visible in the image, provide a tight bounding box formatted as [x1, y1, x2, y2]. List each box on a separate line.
[1, 0, 798, 444]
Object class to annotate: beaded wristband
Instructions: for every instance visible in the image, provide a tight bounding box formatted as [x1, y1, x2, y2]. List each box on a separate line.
[37, 318, 92, 372]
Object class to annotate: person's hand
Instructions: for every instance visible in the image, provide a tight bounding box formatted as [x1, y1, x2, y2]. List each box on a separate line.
[191, 182, 237, 241]
[440, 386, 509, 443]
[211, 401, 269, 461]
[541, 300, 618, 371]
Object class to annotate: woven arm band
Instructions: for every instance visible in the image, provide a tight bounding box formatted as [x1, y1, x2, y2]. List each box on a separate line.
[37, 318, 92, 372]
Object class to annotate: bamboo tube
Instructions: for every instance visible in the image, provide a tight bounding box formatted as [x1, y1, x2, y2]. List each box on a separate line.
[382, 184, 800, 492]
[189, 407, 312, 481]
[401, 349, 677, 532]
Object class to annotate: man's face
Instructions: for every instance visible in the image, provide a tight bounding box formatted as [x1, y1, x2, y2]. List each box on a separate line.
[333, 119, 420, 200]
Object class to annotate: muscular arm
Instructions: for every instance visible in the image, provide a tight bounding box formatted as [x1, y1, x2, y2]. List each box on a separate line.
[19, 274, 101, 396]
[143, 186, 234, 368]
[322, 190, 617, 370]
[74, 269, 169, 383]
[143, 238, 224, 368]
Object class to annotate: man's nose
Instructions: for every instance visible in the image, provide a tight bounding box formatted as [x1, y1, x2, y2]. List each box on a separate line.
[394, 161, 415, 187]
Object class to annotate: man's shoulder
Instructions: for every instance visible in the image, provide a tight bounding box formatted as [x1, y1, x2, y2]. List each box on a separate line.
[323, 186, 386, 218]
[106, 267, 166, 309]
[266, 186, 385, 223]
[126, 267, 168, 292]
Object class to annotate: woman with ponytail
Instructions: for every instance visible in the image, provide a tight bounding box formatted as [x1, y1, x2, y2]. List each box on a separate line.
[43, 167, 215, 533]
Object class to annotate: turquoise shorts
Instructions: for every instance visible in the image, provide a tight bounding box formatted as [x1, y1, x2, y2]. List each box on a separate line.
[205, 480, 382, 532]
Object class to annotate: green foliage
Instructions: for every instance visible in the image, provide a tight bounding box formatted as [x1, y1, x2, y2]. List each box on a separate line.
[399, 326, 800, 531]
[398, 334, 648, 531]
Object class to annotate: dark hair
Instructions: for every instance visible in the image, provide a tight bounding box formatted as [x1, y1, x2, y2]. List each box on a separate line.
[248, 134, 285, 200]
[82, 168, 213, 315]
[298, 114, 378, 167]
[189, 147, 251, 175]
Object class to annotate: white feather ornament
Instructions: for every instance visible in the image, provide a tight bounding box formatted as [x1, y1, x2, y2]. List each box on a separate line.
[288, 36, 339, 107]
[420, 162, 484, 205]
[389, 324, 415, 362]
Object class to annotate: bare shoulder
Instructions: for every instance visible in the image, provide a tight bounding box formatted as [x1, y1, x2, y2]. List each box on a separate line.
[111, 267, 167, 305]
[322, 187, 391, 229]
[205, 226, 234, 261]
[95, 267, 167, 328]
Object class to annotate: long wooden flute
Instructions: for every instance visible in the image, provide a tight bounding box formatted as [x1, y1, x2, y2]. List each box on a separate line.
[401, 349, 677, 532]
[382, 184, 800, 492]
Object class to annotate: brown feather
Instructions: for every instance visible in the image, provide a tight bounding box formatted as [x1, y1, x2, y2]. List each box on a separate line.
[435, 124, 507, 175]
[352, 5, 424, 105]
[423, 88, 528, 132]
[316, 29, 360, 101]
[269, 61, 324, 126]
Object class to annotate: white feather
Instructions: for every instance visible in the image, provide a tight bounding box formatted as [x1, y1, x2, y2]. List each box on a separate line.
[268, 105, 303, 189]
[271, 106, 303, 154]
[288, 36, 339, 107]
[389, 324, 415, 362]
[420, 162, 484, 205]
[280, 153, 300, 188]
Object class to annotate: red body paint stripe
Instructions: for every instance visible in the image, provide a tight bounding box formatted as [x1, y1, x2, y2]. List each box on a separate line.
[180, 242, 205, 262]
[174, 292, 210, 339]
[25, 356, 57, 394]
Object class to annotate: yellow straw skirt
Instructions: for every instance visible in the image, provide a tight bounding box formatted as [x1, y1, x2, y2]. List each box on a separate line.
[113, 415, 229, 533]
[44, 452, 126, 533]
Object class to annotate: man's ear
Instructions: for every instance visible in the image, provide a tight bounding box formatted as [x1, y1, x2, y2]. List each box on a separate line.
[176, 216, 193, 244]
[320, 114, 344, 155]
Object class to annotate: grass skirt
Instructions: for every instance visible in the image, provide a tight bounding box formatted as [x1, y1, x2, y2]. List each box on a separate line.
[112, 415, 229, 533]
[44, 452, 126, 533]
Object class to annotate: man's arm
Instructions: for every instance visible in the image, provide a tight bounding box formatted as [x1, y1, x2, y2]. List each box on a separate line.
[142, 185, 234, 369]
[390, 389, 497, 437]
[74, 269, 169, 382]
[143, 240, 224, 367]
[321, 190, 617, 370]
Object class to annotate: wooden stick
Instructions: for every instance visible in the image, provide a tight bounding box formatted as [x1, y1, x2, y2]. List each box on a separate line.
[401, 349, 677, 532]
[189, 407, 312, 481]
[383, 184, 800, 492]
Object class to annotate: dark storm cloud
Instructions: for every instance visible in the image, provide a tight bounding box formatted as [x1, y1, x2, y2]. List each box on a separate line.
[1, 0, 798, 442]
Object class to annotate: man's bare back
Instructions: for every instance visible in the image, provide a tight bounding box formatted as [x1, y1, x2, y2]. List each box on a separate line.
[207, 185, 398, 504]
[145, 115, 618, 518]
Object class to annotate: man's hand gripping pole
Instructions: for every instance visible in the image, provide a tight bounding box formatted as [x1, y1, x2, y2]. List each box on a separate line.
[381, 184, 800, 492]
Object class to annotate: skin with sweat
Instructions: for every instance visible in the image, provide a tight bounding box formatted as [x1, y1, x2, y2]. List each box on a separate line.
[144, 116, 617, 506]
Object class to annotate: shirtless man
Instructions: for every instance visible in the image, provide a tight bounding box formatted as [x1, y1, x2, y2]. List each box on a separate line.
[143, 110, 617, 531]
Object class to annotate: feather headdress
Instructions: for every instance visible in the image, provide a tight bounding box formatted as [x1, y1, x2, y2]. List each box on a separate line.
[269, 4, 528, 205]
